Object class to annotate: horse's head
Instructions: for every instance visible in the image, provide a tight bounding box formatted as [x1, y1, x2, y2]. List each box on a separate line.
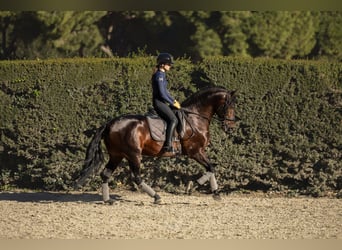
[182, 87, 238, 133]
[216, 90, 237, 133]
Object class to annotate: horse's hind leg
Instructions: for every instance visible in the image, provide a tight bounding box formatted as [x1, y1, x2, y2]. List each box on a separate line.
[100, 156, 123, 204]
[128, 158, 161, 204]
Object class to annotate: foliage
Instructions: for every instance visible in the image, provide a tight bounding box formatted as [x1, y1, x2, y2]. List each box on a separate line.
[0, 57, 341, 197]
[246, 11, 318, 59]
[0, 57, 194, 190]
[315, 11, 342, 61]
[219, 11, 251, 57]
[0, 11, 341, 61]
[0, 11, 107, 59]
[199, 57, 342, 196]
[36, 11, 106, 57]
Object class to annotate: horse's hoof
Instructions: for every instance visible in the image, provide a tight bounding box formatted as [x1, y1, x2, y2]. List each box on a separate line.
[212, 191, 222, 201]
[154, 194, 162, 204]
[104, 199, 115, 205]
[185, 181, 199, 195]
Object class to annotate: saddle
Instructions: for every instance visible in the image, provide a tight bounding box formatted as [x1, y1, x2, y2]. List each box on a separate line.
[145, 108, 186, 142]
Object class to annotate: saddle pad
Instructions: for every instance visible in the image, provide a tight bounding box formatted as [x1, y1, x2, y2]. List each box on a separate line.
[146, 116, 166, 141]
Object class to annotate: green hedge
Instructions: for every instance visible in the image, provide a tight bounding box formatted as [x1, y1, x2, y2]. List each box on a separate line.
[0, 57, 341, 197]
[199, 57, 342, 196]
[0, 57, 194, 190]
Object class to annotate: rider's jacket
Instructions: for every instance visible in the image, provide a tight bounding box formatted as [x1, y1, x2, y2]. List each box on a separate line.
[151, 70, 175, 105]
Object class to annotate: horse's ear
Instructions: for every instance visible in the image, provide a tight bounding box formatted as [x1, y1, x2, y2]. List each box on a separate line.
[230, 90, 237, 97]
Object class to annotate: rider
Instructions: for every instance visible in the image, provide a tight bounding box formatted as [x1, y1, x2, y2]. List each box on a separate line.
[151, 53, 181, 153]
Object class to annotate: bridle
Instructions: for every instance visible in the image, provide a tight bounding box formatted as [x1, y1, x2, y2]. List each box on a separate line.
[216, 94, 236, 123]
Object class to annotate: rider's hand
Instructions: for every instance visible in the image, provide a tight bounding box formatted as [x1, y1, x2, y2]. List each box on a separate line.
[173, 100, 181, 109]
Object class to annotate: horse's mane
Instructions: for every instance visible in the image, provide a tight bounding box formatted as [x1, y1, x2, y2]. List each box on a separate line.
[181, 86, 228, 107]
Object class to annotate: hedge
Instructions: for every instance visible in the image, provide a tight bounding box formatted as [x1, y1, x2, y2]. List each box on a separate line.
[0, 57, 341, 197]
[199, 57, 342, 196]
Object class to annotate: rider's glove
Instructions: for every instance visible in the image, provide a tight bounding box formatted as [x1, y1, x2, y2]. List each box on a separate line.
[173, 100, 181, 109]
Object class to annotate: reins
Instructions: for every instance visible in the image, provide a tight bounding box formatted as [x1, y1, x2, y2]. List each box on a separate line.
[182, 107, 235, 123]
[182, 108, 211, 121]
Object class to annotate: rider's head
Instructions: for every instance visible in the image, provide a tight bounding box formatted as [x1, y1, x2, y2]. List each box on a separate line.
[157, 53, 174, 71]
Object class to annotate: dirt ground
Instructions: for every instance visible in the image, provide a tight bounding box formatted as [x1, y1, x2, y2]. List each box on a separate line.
[0, 189, 341, 239]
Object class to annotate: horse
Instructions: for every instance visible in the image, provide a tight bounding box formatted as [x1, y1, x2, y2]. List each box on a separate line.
[75, 86, 237, 204]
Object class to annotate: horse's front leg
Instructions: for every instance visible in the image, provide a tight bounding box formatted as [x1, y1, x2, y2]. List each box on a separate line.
[190, 151, 221, 201]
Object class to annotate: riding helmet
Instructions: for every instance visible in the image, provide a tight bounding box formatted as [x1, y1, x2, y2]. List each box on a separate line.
[157, 53, 174, 65]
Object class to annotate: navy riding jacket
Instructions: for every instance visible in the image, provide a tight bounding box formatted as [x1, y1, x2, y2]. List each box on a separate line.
[151, 70, 175, 105]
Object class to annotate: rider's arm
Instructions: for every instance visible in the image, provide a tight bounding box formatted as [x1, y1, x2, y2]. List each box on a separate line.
[154, 72, 175, 105]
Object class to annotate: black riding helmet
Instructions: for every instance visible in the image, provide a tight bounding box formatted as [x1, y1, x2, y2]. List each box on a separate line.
[157, 53, 174, 66]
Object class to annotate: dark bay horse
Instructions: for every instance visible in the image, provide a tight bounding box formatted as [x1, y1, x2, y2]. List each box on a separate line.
[75, 86, 237, 204]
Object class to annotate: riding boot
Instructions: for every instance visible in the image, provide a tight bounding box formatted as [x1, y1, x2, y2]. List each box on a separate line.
[162, 119, 177, 153]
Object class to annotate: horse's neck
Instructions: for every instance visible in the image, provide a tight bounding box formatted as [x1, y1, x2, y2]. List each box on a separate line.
[193, 93, 222, 117]
[183, 90, 225, 120]
[184, 103, 215, 121]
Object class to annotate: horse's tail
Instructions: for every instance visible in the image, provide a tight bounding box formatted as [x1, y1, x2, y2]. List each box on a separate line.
[74, 124, 107, 189]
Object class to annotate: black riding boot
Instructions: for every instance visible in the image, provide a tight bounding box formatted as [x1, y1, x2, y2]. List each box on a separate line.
[162, 119, 178, 153]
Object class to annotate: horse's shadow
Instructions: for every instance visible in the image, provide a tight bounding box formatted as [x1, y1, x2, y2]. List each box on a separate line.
[0, 191, 117, 203]
[0, 191, 202, 206]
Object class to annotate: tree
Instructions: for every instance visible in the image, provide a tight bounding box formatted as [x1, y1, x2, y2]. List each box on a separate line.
[0, 12, 42, 59]
[36, 11, 106, 57]
[281, 12, 318, 59]
[0, 11, 341, 61]
[98, 11, 172, 57]
[0, 11, 107, 59]
[0, 11, 16, 59]
[217, 11, 251, 57]
[190, 23, 222, 60]
[178, 11, 222, 60]
[247, 11, 317, 59]
[315, 11, 342, 61]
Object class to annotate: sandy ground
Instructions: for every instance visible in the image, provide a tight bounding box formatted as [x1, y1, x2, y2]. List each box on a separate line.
[0, 189, 341, 239]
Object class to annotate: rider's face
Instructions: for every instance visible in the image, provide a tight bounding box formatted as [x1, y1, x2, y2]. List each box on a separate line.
[163, 64, 171, 71]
